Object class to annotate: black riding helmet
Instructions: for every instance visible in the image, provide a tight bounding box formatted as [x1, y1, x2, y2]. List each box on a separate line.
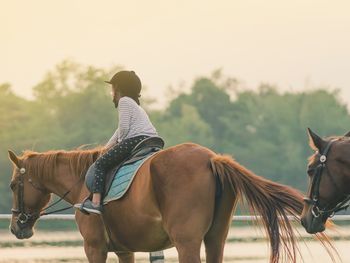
[105, 70, 141, 105]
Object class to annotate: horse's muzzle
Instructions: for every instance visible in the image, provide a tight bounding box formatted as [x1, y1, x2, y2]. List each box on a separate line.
[10, 225, 33, 239]
[301, 207, 326, 234]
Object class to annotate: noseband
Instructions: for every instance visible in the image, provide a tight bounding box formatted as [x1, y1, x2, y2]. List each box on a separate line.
[304, 139, 350, 218]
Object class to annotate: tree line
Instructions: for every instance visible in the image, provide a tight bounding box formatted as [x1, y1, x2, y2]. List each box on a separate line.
[1, 60, 349, 213]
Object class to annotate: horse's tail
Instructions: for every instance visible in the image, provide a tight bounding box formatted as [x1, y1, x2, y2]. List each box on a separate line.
[210, 154, 337, 263]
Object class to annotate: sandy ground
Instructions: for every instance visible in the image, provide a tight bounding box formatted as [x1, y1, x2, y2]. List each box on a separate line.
[1, 225, 350, 262]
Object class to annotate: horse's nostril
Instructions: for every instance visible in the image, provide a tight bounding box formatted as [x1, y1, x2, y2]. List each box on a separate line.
[18, 230, 26, 239]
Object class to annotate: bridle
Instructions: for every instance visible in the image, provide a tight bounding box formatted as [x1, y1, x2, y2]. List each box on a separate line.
[11, 166, 80, 229]
[303, 139, 350, 218]
[11, 167, 40, 228]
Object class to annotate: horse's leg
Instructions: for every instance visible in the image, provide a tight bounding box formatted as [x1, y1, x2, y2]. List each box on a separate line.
[174, 239, 202, 263]
[76, 212, 109, 263]
[84, 240, 108, 263]
[115, 252, 135, 263]
[165, 205, 209, 263]
[166, 199, 212, 263]
[204, 188, 237, 263]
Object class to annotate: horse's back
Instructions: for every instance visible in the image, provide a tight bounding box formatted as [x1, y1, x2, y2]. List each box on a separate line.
[150, 143, 216, 192]
[150, 143, 216, 175]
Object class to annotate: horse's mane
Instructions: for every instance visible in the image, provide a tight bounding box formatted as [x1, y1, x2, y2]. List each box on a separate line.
[20, 147, 104, 180]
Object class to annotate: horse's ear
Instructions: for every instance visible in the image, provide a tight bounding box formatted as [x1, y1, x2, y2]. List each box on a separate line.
[8, 150, 21, 168]
[344, 131, 350, 137]
[307, 128, 326, 151]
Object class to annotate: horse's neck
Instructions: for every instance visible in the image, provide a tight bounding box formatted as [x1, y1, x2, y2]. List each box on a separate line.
[42, 161, 85, 205]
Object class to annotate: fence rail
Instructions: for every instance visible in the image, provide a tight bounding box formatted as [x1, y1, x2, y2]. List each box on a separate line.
[1, 214, 350, 221]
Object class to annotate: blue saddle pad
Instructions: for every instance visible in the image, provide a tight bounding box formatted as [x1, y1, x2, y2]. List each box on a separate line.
[103, 153, 155, 204]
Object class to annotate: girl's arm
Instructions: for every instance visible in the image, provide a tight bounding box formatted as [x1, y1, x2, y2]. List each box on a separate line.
[106, 129, 119, 147]
[117, 97, 132, 142]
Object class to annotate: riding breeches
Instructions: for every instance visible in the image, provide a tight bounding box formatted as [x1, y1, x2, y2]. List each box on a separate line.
[92, 135, 149, 193]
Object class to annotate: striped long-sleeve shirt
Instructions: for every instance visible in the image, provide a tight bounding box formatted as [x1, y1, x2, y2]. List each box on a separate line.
[106, 96, 158, 147]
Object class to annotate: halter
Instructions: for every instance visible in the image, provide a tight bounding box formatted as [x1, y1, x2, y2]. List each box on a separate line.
[11, 167, 79, 229]
[303, 139, 350, 218]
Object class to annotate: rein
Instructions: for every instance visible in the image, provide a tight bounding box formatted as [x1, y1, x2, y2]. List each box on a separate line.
[304, 139, 350, 218]
[11, 167, 83, 228]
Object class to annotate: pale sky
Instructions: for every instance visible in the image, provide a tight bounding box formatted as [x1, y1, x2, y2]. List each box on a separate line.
[1, 0, 350, 108]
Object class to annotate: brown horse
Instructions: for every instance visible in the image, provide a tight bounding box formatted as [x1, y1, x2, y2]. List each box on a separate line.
[8, 143, 333, 263]
[301, 128, 350, 234]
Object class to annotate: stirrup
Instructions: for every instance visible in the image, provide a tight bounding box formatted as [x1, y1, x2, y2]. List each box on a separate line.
[76, 197, 91, 215]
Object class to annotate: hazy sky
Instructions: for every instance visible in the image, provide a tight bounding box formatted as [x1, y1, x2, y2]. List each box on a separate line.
[1, 0, 350, 108]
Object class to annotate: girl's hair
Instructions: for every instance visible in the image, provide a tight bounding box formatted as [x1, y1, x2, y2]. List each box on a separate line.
[107, 70, 142, 105]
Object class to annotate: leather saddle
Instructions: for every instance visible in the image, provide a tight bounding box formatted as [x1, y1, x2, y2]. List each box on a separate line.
[85, 137, 164, 197]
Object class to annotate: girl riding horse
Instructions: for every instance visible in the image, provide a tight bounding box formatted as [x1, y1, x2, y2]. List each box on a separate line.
[74, 70, 158, 214]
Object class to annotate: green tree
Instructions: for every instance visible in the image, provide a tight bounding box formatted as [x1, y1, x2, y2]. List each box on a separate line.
[155, 104, 214, 147]
[165, 78, 233, 151]
[31, 60, 123, 149]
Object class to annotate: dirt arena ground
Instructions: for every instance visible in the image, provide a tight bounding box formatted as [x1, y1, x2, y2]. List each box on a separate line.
[1, 225, 350, 262]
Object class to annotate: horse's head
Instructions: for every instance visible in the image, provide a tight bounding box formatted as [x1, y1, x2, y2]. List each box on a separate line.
[8, 150, 51, 239]
[301, 128, 350, 234]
